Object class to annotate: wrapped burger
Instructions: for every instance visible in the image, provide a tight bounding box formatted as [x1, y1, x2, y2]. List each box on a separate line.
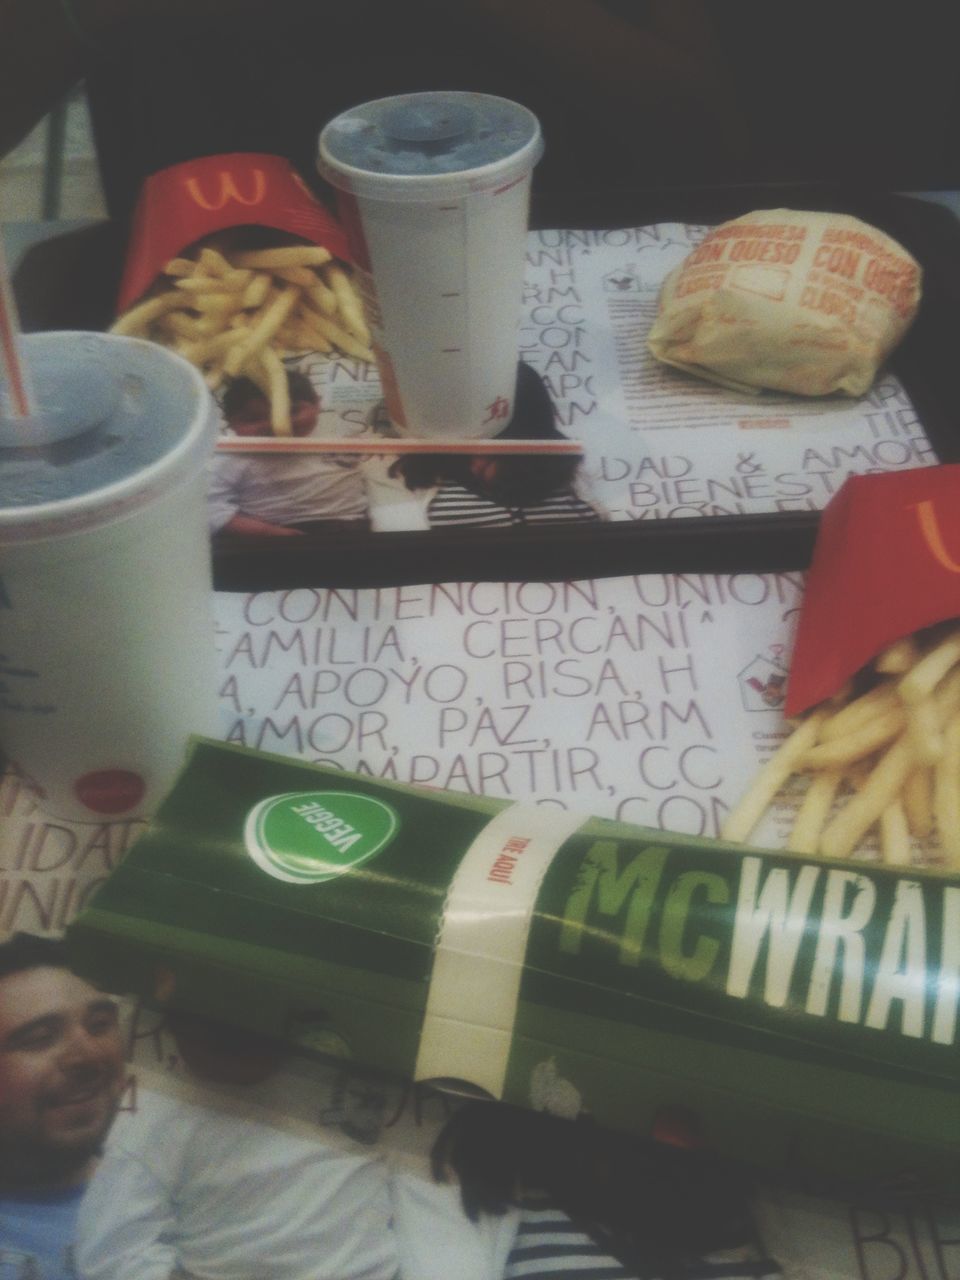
[647, 209, 922, 397]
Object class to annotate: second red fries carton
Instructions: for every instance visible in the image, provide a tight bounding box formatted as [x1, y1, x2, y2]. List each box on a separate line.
[786, 465, 960, 716]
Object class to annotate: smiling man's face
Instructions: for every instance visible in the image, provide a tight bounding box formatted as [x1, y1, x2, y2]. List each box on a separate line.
[0, 966, 125, 1189]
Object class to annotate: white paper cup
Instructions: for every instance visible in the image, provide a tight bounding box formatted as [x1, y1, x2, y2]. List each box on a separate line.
[0, 332, 219, 822]
[318, 92, 543, 439]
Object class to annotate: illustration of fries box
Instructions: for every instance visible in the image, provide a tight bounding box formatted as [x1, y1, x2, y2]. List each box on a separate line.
[112, 153, 372, 434]
[68, 738, 959, 1192]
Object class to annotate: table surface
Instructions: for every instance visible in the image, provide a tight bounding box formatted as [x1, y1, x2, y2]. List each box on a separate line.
[3, 195, 960, 1267]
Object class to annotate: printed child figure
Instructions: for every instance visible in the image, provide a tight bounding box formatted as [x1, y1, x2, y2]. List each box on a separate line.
[74, 1003, 656, 1280]
[207, 371, 369, 538]
[363, 364, 607, 532]
[74, 1010, 400, 1280]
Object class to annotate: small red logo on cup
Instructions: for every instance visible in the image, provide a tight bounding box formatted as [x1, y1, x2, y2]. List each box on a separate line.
[74, 769, 146, 815]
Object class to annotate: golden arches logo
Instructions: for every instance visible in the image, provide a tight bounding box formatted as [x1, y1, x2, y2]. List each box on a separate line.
[912, 499, 960, 573]
[183, 168, 267, 211]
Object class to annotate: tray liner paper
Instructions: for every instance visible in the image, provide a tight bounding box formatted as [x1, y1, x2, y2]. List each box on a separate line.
[786, 465, 960, 715]
[116, 152, 351, 314]
[67, 739, 960, 1192]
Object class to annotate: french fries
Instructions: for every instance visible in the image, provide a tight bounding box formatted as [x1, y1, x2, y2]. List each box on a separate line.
[111, 241, 374, 435]
[722, 621, 960, 869]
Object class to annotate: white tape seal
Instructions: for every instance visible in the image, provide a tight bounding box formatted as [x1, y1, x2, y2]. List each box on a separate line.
[414, 801, 587, 1098]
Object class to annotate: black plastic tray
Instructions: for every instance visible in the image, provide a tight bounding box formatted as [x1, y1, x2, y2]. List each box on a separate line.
[17, 183, 960, 590]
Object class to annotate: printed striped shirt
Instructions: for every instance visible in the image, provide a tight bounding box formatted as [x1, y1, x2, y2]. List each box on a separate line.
[504, 1207, 638, 1279]
[503, 1206, 782, 1280]
[426, 484, 603, 528]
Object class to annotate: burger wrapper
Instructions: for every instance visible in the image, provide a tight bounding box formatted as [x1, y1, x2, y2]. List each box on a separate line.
[786, 465, 960, 715]
[116, 152, 351, 314]
[647, 209, 922, 397]
[68, 738, 960, 1193]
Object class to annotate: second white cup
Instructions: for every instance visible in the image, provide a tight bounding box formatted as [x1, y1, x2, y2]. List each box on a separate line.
[318, 92, 543, 440]
[0, 332, 219, 823]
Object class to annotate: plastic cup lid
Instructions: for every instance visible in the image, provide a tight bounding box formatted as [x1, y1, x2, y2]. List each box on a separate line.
[318, 92, 543, 201]
[0, 332, 215, 540]
[0, 333, 120, 448]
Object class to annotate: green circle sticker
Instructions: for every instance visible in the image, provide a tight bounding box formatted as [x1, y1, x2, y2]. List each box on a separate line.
[244, 790, 400, 884]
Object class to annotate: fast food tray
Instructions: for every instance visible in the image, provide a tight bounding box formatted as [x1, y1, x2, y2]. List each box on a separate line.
[210, 182, 960, 591]
[16, 181, 960, 590]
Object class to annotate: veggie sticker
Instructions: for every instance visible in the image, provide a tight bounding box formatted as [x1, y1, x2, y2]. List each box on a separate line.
[244, 790, 399, 883]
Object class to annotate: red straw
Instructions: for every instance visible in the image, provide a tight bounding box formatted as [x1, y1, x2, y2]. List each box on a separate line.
[217, 436, 584, 456]
[0, 237, 35, 418]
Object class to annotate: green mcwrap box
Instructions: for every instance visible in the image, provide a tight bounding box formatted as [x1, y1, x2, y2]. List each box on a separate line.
[67, 738, 960, 1192]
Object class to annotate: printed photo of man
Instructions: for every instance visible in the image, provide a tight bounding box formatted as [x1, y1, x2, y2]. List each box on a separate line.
[0, 933, 125, 1279]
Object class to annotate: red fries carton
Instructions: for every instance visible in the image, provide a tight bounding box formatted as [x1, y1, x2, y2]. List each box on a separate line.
[786, 465, 960, 715]
[116, 153, 351, 313]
